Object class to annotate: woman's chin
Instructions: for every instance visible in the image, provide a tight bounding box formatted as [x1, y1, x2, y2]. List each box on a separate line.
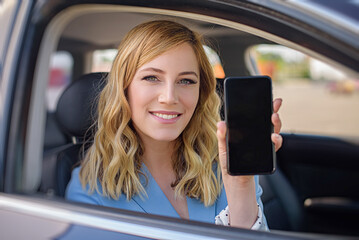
[152, 135, 180, 143]
[147, 131, 182, 143]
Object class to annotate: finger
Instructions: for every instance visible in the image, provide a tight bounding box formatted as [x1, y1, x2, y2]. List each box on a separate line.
[217, 121, 227, 172]
[273, 98, 282, 113]
[272, 112, 282, 134]
[271, 133, 283, 152]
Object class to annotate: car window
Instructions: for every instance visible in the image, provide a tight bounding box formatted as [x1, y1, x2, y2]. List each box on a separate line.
[203, 45, 225, 78]
[46, 51, 73, 111]
[92, 49, 117, 72]
[22, 3, 358, 238]
[249, 44, 359, 138]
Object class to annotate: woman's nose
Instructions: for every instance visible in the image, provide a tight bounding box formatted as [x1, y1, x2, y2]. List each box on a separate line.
[158, 83, 179, 104]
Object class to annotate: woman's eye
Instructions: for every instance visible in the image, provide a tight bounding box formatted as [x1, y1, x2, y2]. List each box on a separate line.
[142, 76, 159, 82]
[179, 79, 197, 85]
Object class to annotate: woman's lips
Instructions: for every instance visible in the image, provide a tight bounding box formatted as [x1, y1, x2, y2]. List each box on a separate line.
[150, 111, 182, 123]
[152, 112, 179, 119]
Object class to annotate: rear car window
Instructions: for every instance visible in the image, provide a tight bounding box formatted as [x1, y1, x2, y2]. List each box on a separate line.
[46, 51, 73, 111]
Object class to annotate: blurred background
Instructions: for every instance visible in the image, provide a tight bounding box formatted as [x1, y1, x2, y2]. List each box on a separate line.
[252, 44, 359, 138]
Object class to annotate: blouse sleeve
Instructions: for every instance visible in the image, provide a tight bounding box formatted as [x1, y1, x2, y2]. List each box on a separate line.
[214, 204, 268, 231]
[214, 175, 269, 231]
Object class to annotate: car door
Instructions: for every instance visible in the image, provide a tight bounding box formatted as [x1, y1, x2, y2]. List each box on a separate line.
[277, 133, 359, 236]
[0, 0, 33, 192]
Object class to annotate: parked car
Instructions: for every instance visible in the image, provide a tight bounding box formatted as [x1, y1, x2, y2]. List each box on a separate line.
[1, 0, 358, 239]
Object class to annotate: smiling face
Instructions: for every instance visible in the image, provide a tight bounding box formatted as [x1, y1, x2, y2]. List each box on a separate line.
[127, 43, 200, 144]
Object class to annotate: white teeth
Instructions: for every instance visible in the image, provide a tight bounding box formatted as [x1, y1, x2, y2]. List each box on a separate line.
[152, 113, 179, 119]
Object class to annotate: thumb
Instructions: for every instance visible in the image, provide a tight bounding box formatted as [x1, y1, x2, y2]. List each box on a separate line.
[217, 121, 227, 172]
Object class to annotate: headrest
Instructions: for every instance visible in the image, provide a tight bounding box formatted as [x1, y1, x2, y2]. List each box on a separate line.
[56, 72, 108, 138]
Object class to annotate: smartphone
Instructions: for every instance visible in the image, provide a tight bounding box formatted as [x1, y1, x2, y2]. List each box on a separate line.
[224, 76, 276, 175]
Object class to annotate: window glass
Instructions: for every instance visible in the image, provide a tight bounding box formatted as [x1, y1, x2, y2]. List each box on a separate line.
[92, 49, 117, 72]
[46, 51, 73, 111]
[250, 44, 359, 137]
[203, 45, 225, 78]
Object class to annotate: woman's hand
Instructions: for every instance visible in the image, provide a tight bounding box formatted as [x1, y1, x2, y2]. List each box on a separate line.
[217, 98, 283, 228]
[271, 98, 283, 152]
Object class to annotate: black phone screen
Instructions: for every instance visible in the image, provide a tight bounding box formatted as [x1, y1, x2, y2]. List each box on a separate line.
[224, 76, 275, 175]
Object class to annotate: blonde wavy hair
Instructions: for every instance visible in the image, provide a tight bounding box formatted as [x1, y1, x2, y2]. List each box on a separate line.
[80, 20, 222, 206]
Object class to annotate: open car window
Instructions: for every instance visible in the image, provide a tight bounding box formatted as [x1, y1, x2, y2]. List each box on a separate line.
[248, 44, 359, 138]
[2, 1, 358, 239]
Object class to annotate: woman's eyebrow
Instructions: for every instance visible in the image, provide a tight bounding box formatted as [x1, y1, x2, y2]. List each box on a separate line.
[140, 67, 198, 78]
[140, 67, 165, 74]
[179, 71, 198, 78]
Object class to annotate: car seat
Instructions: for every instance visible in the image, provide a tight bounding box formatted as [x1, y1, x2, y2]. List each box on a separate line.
[40, 72, 107, 197]
[260, 164, 305, 231]
[43, 111, 70, 152]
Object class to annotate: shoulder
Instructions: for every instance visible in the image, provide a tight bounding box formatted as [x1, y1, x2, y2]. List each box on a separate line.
[65, 167, 145, 213]
[65, 166, 103, 205]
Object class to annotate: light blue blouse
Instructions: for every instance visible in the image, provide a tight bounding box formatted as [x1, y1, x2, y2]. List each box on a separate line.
[66, 165, 266, 225]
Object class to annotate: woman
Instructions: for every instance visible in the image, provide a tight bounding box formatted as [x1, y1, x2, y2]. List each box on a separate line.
[66, 20, 283, 230]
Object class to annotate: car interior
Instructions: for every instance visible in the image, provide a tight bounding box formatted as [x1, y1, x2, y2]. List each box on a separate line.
[26, 6, 359, 237]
